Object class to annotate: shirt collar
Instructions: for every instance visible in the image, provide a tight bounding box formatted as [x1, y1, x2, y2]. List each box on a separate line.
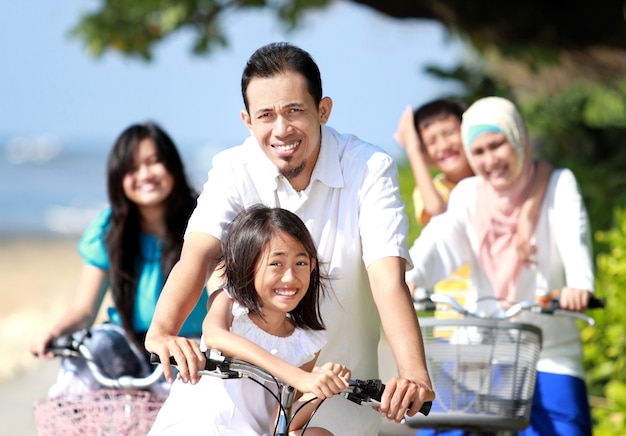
[310, 125, 344, 189]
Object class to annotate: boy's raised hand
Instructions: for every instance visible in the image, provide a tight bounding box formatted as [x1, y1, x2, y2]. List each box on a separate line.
[394, 105, 421, 152]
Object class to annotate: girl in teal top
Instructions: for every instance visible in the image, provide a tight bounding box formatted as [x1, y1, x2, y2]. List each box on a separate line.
[31, 122, 208, 396]
[79, 208, 207, 336]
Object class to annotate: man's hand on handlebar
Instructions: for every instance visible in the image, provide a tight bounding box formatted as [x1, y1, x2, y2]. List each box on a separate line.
[379, 377, 435, 423]
[145, 332, 205, 384]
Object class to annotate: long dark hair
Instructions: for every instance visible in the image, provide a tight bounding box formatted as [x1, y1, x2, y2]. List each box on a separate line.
[105, 122, 197, 345]
[222, 205, 327, 330]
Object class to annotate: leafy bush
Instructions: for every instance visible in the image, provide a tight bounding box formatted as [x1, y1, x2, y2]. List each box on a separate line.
[583, 208, 626, 434]
[397, 162, 421, 244]
[520, 82, 626, 239]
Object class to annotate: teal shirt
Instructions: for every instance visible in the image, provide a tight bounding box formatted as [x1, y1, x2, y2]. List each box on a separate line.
[78, 208, 208, 336]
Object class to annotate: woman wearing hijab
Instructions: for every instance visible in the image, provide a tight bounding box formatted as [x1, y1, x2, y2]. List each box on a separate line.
[406, 96, 594, 435]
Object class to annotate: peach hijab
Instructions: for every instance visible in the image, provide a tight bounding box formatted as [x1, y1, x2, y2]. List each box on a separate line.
[461, 97, 535, 303]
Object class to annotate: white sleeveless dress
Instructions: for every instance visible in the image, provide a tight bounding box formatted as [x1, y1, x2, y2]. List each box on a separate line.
[149, 301, 327, 435]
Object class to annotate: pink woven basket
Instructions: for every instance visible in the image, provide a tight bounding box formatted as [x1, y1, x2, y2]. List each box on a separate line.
[34, 390, 166, 435]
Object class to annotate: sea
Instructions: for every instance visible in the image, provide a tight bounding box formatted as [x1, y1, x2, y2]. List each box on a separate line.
[0, 133, 406, 239]
[0, 134, 225, 239]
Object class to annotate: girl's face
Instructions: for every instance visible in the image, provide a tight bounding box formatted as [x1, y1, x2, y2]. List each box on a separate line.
[253, 231, 315, 319]
[122, 138, 175, 208]
[468, 131, 521, 190]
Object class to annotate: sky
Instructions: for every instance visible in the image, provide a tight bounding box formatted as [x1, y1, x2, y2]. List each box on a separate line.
[0, 1, 466, 159]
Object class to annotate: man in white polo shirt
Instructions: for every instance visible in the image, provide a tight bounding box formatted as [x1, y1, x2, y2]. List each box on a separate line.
[146, 41, 434, 435]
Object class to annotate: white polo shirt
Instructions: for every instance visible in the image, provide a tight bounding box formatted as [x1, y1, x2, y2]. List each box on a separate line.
[186, 125, 410, 435]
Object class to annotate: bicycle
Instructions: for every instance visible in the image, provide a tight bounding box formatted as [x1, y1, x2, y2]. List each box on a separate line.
[33, 329, 168, 436]
[405, 292, 604, 435]
[151, 349, 433, 436]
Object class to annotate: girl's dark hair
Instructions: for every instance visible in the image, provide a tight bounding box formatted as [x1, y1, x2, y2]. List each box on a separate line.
[241, 42, 323, 112]
[105, 122, 197, 345]
[222, 205, 327, 330]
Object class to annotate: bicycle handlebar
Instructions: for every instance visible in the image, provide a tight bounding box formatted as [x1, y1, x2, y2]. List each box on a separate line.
[415, 292, 605, 325]
[149, 351, 432, 416]
[41, 330, 165, 390]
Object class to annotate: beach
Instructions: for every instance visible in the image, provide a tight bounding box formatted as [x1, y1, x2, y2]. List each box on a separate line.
[0, 236, 115, 436]
[0, 236, 81, 383]
[0, 236, 79, 435]
[0, 236, 415, 435]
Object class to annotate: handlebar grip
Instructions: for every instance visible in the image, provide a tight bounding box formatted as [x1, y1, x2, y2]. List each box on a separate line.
[420, 401, 433, 416]
[150, 353, 177, 366]
[149, 352, 223, 371]
[543, 295, 606, 313]
[381, 394, 433, 416]
[588, 296, 605, 309]
[413, 298, 437, 312]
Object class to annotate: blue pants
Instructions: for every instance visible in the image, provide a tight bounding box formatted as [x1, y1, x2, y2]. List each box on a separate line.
[418, 372, 592, 436]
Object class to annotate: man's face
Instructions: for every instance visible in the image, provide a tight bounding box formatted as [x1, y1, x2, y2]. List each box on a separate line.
[241, 71, 332, 191]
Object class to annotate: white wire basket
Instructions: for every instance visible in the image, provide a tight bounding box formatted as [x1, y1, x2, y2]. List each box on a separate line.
[406, 317, 542, 432]
[34, 390, 166, 435]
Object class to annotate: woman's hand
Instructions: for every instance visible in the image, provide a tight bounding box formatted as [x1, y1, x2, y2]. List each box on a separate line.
[30, 331, 55, 360]
[559, 287, 591, 312]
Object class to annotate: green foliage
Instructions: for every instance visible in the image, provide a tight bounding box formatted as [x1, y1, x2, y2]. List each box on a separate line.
[425, 62, 513, 104]
[278, 0, 330, 26]
[397, 162, 420, 243]
[520, 79, 626, 237]
[71, 0, 233, 60]
[583, 208, 626, 434]
[70, 1, 626, 62]
[70, 0, 331, 60]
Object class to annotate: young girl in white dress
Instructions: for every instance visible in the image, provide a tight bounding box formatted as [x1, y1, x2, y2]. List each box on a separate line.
[149, 205, 351, 435]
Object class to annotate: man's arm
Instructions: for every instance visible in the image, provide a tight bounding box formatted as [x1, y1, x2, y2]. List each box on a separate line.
[145, 232, 222, 384]
[368, 256, 435, 422]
